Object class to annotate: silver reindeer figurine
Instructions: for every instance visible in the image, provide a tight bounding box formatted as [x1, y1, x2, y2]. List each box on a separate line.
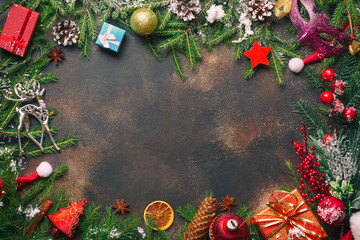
[2, 81, 60, 155]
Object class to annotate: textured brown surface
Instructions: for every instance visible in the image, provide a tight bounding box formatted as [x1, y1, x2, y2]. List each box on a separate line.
[22, 24, 319, 236]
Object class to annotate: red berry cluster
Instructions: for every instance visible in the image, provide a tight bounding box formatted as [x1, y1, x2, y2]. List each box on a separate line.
[291, 121, 331, 203]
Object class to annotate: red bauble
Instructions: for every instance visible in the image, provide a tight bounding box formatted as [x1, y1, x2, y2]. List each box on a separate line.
[209, 212, 249, 240]
[322, 68, 336, 82]
[320, 91, 334, 104]
[331, 80, 345, 95]
[48, 198, 87, 238]
[317, 197, 346, 226]
[343, 107, 357, 122]
[322, 134, 335, 145]
[330, 99, 344, 114]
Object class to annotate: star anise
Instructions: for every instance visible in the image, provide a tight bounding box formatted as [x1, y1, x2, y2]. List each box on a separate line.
[112, 199, 130, 217]
[219, 195, 236, 212]
[47, 47, 64, 65]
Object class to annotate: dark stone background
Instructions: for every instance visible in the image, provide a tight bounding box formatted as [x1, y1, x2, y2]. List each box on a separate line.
[22, 20, 322, 237]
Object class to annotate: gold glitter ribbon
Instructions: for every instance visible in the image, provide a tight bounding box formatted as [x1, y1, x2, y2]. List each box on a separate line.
[275, 0, 292, 18]
[253, 190, 322, 240]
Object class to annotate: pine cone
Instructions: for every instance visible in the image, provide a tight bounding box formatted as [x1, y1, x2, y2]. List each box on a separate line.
[181, 196, 217, 240]
[248, 0, 274, 21]
[171, 0, 201, 22]
[52, 20, 79, 46]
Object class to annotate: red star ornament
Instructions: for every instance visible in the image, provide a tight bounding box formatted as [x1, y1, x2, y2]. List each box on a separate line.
[244, 41, 271, 68]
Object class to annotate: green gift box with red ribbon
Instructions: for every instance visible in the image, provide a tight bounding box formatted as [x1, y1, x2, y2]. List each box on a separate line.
[0, 4, 39, 57]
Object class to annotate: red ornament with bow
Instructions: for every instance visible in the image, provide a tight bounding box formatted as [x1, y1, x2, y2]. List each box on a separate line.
[48, 198, 87, 239]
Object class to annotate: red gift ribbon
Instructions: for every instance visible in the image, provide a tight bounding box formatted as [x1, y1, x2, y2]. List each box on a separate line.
[0, 35, 26, 51]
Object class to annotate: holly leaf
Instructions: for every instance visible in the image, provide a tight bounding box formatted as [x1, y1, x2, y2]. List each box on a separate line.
[351, 190, 360, 210]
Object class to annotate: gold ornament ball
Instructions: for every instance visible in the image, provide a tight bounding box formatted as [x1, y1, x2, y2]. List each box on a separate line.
[130, 8, 158, 36]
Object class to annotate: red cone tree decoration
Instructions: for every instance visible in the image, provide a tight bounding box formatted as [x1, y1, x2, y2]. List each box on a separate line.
[48, 198, 87, 239]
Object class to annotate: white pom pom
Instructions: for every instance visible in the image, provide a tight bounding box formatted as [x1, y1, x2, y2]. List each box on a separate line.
[36, 161, 53, 178]
[351, 211, 360, 240]
[289, 58, 304, 73]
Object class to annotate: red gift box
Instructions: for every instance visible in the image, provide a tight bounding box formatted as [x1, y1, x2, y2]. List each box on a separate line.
[0, 4, 39, 57]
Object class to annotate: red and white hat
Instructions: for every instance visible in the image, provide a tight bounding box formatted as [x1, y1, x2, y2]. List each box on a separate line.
[289, 51, 327, 73]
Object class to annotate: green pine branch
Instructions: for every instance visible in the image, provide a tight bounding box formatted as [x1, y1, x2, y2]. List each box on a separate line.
[293, 99, 327, 135]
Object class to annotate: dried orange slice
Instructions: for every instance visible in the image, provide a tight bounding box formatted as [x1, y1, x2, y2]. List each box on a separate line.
[143, 200, 174, 230]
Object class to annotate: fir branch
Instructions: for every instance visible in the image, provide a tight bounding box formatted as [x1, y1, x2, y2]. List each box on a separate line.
[176, 204, 196, 222]
[24, 136, 78, 157]
[20, 165, 68, 205]
[48, 0, 67, 15]
[330, 1, 346, 27]
[145, 37, 162, 60]
[171, 47, 187, 79]
[80, 35, 91, 59]
[270, 43, 301, 58]
[301, 67, 322, 91]
[158, 9, 172, 30]
[48, 189, 70, 214]
[268, 48, 285, 85]
[244, 63, 255, 79]
[285, 160, 300, 188]
[293, 99, 327, 135]
[85, 9, 97, 39]
[79, 202, 102, 232]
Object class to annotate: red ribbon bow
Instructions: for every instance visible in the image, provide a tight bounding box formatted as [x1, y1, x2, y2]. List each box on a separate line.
[0, 35, 25, 52]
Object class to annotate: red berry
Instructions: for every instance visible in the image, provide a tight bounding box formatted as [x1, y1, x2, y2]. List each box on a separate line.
[323, 134, 335, 145]
[317, 197, 346, 226]
[331, 80, 345, 95]
[343, 107, 357, 122]
[330, 99, 344, 114]
[320, 91, 334, 104]
[322, 68, 336, 82]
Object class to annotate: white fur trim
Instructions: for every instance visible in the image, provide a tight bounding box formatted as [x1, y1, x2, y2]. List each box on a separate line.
[351, 211, 360, 240]
[36, 161, 53, 177]
[289, 58, 304, 73]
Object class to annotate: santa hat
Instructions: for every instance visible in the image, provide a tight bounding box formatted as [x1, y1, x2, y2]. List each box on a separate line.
[351, 211, 360, 240]
[0, 162, 53, 197]
[17, 161, 53, 188]
[288, 51, 327, 73]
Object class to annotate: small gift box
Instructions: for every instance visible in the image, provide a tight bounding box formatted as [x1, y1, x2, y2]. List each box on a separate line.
[0, 4, 39, 57]
[252, 189, 328, 240]
[96, 22, 125, 53]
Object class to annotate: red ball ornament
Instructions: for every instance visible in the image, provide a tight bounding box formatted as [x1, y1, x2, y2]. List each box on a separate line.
[320, 91, 334, 104]
[322, 134, 335, 145]
[343, 107, 357, 122]
[317, 197, 346, 226]
[331, 80, 345, 95]
[209, 212, 249, 240]
[322, 68, 336, 82]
